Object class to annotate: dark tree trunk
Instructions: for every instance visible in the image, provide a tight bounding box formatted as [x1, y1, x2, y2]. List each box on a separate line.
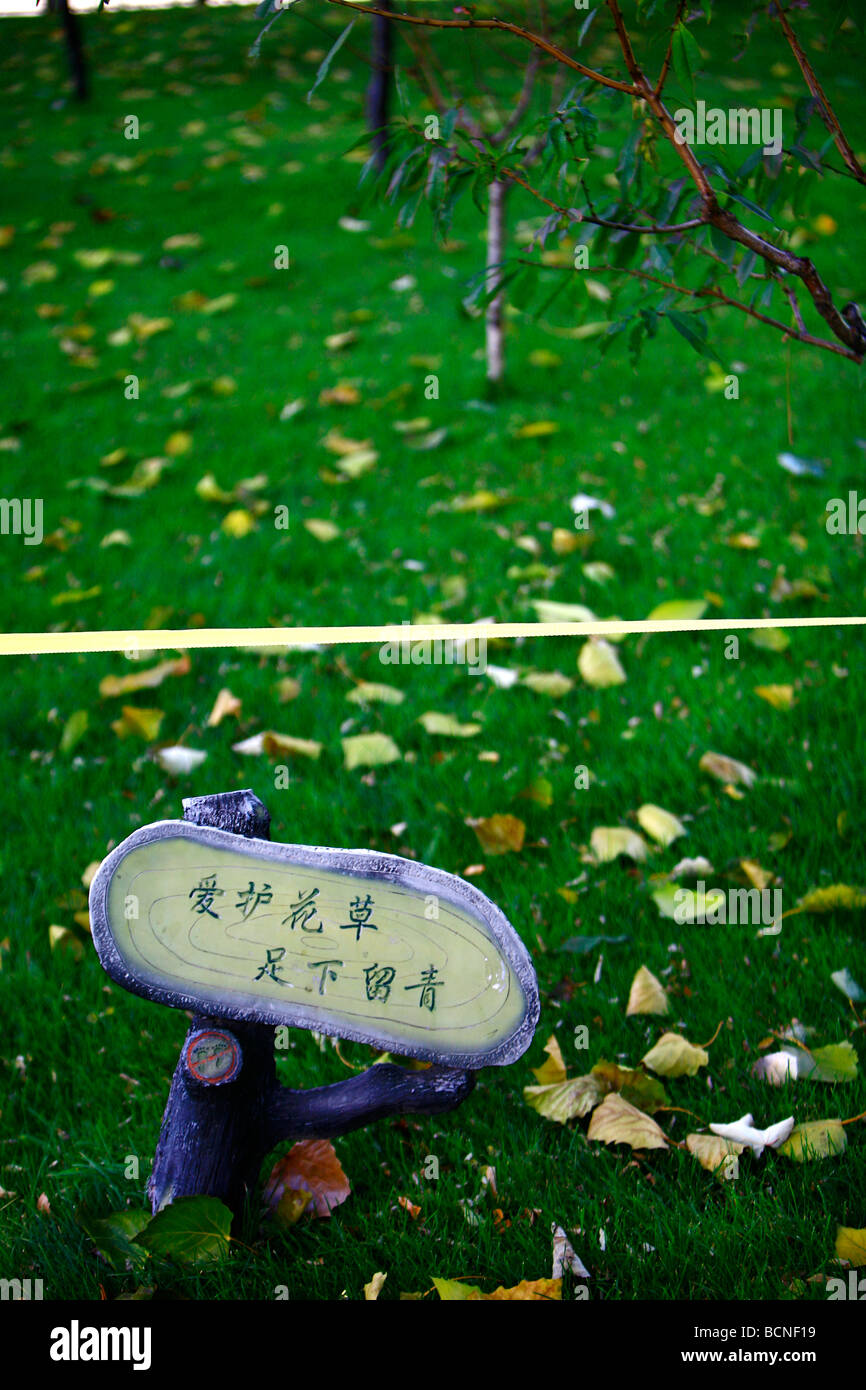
[366, 1, 393, 172]
[51, 0, 88, 103]
[147, 790, 474, 1231]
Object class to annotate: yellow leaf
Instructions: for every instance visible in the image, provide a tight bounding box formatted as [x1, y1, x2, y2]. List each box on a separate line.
[448, 490, 511, 513]
[532, 1035, 568, 1086]
[626, 965, 670, 1017]
[590, 827, 647, 863]
[699, 750, 757, 788]
[88, 279, 115, 297]
[578, 639, 626, 688]
[165, 431, 193, 457]
[533, 600, 596, 624]
[587, 1093, 668, 1150]
[207, 688, 242, 727]
[646, 599, 708, 621]
[686, 1133, 744, 1178]
[486, 1278, 561, 1301]
[778, 1121, 846, 1162]
[514, 421, 559, 438]
[346, 682, 405, 707]
[642, 1033, 708, 1078]
[836, 1227, 866, 1266]
[550, 528, 584, 555]
[100, 530, 132, 549]
[636, 804, 686, 847]
[749, 627, 789, 653]
[468, 814, 525, 856]
[320, 383, 362, 406]
[754, 684, 795, 710]
[163, 233, 203, 250]
[740, 859, 772, 890]
[342, 732, 401, 770]
[200, 293, 237, 316]
[432, 1278, 485, 1301]
[263, 732, 322, 760]
[50, 585, 101, 607]
[111, 706, 164, 742]
[364, 1272, 387, 1300]
[222, 509, 255, 537]
[336, 449, 378, 479]
[522, 671, 574, 697]
[48, 925, 84, 961]
[797, 884, 866, 913]
[99, 654, 190, 698]
[524, 1075, 606, 1124]
[417, 711, 482, 738]
[303, 518, 340, 542]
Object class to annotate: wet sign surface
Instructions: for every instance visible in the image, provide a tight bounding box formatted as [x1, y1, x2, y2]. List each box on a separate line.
[89, 820, 539, 1067]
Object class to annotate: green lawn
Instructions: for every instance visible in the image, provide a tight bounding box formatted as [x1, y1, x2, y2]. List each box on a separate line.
[0, 3, 864, 1302]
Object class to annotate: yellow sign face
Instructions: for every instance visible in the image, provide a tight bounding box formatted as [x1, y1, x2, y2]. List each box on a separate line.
[90, 823, 538, 1067]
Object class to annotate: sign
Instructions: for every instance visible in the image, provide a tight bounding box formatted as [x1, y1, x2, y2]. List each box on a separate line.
[89, 820, 539, 1068]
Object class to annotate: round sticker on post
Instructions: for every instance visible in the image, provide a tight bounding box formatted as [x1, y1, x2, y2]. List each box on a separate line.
[183, 1028, 242, 1086]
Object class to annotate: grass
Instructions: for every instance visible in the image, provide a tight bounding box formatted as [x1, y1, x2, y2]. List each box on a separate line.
[0, 2, 864, 1302]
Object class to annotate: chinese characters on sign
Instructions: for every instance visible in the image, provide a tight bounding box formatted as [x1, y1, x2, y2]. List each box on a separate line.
[190, 875, 445, 1011]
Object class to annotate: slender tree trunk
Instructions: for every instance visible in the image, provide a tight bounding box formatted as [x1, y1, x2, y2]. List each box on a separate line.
[367, 1, 393, 173]
[51, 0, 88, 102]
[485, 179, 508, 385]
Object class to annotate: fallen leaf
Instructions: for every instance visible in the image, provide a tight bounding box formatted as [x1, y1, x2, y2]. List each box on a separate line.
[699, 750, 757, 788]
[263, 1140, 350, 1221]
[303, 518, 340, 542]
[780, 1041, 858, 1084]
[531, 1035, 568, 1086]
[418, 711, 482, 738]
[578, 639, 626, 688]
[551, 1224, 590, 1280]
[342, 732, 401, 770]
[778, 1121, 846, 1162]
[154, 746, 207, 776]
[48, 925, 84, 961]
[754, 684, 795, 710]
[708, 1112, 794, 1156]
[590, 827, 648, 863]
[587, 1093, 668, 1150]
[636, 804, 686, 847]
[797, 884, 866, 913]
[831, 968, 864, 1002]
[524, 1074, 606, 1124]
[111, 706, 164, 742]
[751, 1051, 798, 1085]
[99, 654, 190, 698]
[346, 682, 405, 707]
[522, 671, 574, 697]
[364, 1272, 387, 1300]
[686, 1133, 744, 1177]
[836, 1227, 866, 1266]
[642, 1033, 709, 1078]
[626, 965, 669, 1017]
[222, 508, 255, 537]
[468, 814, 525, 855]
[646, 599, 707, 621]
[60, 709, 89, 754]
[207, 688, 242, 727]
[590, 1061, 668, 1113]
[533, 600, 596, 624]
[398, 1196, 421, 1219]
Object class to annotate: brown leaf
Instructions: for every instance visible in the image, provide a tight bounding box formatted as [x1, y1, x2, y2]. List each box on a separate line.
[207, 688, 242, 727]
[263, 1140, 350, 1222]
[467, 814, 525, 856]
[99, 654, 190, 698]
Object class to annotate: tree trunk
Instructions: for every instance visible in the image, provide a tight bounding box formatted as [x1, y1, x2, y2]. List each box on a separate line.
[485, 179, 508, 385]
[52, 0, 88, 103]
[367, 2, 393, 173]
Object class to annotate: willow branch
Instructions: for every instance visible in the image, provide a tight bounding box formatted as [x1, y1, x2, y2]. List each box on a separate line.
[773, 4, 866, 186]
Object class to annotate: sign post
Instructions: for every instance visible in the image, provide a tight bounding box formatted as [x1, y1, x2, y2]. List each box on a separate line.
[89, 790, 539, 1224]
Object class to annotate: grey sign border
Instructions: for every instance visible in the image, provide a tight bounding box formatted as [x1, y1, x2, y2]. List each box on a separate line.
[89, 819, 540, 1068]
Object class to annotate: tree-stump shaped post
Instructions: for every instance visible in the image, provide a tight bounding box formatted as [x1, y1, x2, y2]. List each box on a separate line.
[146, 791, 477, 1226]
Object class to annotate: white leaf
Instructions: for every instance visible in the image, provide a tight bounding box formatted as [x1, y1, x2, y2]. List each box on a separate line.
[708, 1112, 795, 1157]
[569, 492, 615, 519]
[155, 746, 207, 775]
[751, 1052, 799, 1086]
[551, 1224, 590, 1280]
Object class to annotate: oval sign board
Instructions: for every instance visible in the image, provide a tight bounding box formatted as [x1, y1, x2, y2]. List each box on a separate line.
[89, 821, 539, 1068]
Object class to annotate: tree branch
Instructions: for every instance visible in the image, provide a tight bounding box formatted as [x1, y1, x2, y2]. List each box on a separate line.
[773, 4, 866, 186]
